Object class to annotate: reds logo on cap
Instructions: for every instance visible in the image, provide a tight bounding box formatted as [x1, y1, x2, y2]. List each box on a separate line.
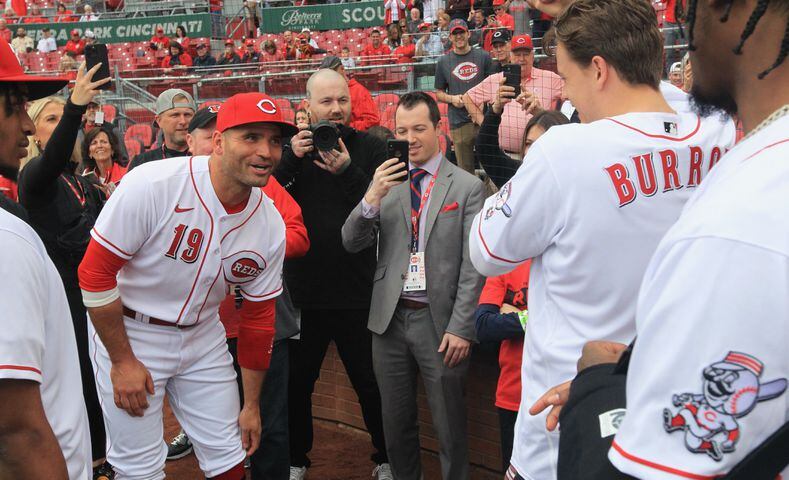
[511, 34, 533, 50]
[207, 104, 221, 114]
[257, 98, 277, 115]
[224, 251, 267, 283]
[452, 62, 480, 81]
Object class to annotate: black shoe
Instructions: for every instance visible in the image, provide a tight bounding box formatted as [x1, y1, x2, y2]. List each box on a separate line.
[167, 431, 194, 460]
[93, 462, 115, 480]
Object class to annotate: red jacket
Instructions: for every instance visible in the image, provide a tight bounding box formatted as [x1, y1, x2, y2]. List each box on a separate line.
[348, 78, 380, 131]
[64, 39, 85, 55]
[150, 34, 170, 50]
[393, 43, 415, 63]
[162, 53, 193, 68]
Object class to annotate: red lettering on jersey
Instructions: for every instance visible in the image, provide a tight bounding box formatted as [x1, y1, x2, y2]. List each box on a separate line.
[687, 146, 704, 187]
[709, 146, 722, 170]
[659, 149, 683, 192]
[631, 153, 658, 197]
[165, 224, 205, 264]
[604, 163, 636, 207]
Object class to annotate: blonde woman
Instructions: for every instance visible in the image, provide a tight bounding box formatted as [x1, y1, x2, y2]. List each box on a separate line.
[17, 64, 116, 480]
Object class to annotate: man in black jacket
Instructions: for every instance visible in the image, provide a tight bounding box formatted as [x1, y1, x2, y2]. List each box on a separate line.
[274, 68, 391, 480]
[193, 42, 217, 69]
[128, 89, 195, 170]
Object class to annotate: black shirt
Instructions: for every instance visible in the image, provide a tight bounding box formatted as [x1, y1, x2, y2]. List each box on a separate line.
[0, 194, 27, 222]
[274, 125, 387, 310]
[194, 54, 217, 69]
[128, 144, 190, 171]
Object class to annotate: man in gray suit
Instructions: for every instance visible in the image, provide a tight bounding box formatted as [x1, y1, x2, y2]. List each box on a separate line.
[342, 92, 485, 480]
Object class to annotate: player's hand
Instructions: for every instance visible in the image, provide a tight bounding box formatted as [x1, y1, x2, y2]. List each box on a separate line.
[290, 128, 314, 158]
[70, 62, 111, 107]
[577, 341, 628, 373]
[314, 138, 351, 175]
[499, 303, 520, 315]
[364, 157, 408, 208]
[525, 0, 570, 17]
[517, 89, 543, 115]
[110, 358, 154, 417]
[492, 78, 517, 114]
[438, 332, 471, 368]
[529, 380, 571, 431]
[239, 404, 262, 457]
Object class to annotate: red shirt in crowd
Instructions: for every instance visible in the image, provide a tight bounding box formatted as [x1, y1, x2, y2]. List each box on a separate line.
[360, 43, 391, 64]
[162, 53, 193, 68]
[492, 12, 515, 31]
[220, 177, 309, 338]
[65, 38, 85, 55]
[22, 15, 48, 24]
[347, 77, 380, 131]
[663, 0, 684, 23]
[478, 260, 531, 412]
[55, 11, 76, 22]
[150, 34, 170, 50]
[84, 162, 128, 186]
[393, 43, 415, 64]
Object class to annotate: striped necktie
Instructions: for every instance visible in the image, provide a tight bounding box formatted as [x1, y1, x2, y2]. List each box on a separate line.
[410, 168, 428, 216]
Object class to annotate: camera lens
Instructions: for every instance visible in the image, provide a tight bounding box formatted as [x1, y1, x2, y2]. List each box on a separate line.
[311, 121, 339, 152]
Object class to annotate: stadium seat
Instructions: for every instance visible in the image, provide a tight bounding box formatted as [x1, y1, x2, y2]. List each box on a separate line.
[125, 124, 154, 148]
[274, 98, 292, 111]
[280, 107, 295, 123]
[373, 93, 399, 113]
[380, 104, 397, 131]
[102, 104, 117, 124]
[125, 138, 143, 159]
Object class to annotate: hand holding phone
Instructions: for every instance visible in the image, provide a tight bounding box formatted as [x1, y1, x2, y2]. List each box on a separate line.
[502, 63, 522, 97]
[84, 44, 112, 91]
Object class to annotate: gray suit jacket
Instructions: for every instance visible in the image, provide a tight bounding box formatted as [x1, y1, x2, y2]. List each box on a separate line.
[342, 158, 485, 340]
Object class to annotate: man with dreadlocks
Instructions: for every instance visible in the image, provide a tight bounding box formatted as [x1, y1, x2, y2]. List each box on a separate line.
[531, 0, 789, 478]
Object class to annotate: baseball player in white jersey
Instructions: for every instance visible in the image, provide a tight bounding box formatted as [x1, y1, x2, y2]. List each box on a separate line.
[468, 1, 736, 478]
[77, 92, 296, 480]
[0, 38, 91, 478]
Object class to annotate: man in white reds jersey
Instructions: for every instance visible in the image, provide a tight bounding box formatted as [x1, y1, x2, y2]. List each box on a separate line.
[468, 1, 736, 479]
[0, 37, 91, 479]
[77, 92, 296, 480]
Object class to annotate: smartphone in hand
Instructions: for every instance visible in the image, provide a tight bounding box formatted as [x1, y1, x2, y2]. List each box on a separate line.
[386, 139, 409, 183]
[502, 63, 522, 97]
[84, 44, 112, 90]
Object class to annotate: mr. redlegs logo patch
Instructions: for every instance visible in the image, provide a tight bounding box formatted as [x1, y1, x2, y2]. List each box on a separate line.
[223, 251, 267, 283]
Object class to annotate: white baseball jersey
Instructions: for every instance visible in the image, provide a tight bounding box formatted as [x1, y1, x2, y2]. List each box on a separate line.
[610, 115, 789, 479]
[470, 110, 736, 480]
[91, 155, 286, 324]
[0, 210, 91, 480]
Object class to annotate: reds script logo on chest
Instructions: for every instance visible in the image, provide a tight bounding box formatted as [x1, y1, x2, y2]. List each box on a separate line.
[452, 62, 480, 81]
[223, 251, 267, 284]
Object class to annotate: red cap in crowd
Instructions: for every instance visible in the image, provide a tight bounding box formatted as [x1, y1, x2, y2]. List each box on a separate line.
[245, 38, 255, 47]
[418, 22, 432, 30]
[493, 0, 506, 7]
[511, 34, 533, 50]
[71, 28, 79, 36]
[224, 39, 234, 46]
[216, 92, 298, 135]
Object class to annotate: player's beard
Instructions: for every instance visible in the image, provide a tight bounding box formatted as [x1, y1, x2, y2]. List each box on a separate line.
[0, 163, 19, 182]
[690, 84, 738, 118]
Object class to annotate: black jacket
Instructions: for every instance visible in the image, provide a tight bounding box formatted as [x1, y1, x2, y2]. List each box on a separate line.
[475, 109, 521, 188]
[194, 54, 217, 69]
[274, 125, 387, 310]
[128, 144, 190, 171]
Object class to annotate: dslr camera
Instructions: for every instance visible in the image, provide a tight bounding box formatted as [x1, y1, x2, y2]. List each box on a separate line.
[307, 120, 340, 161]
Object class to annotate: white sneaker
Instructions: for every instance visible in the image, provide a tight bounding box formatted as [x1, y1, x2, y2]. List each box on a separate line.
[373, 463, 394, 480]
[289, 466, 308, 480]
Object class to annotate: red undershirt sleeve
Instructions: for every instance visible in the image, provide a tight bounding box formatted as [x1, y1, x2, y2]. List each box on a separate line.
[237, 298, 276, 370]
[78, 238, 128, 292]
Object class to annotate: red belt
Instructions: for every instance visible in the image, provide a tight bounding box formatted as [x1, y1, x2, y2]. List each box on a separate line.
[122, 306, 195, 329]
[397, 298, 429, 310]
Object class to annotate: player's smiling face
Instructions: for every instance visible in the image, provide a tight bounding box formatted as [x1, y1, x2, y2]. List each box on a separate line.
[218, 123, 282, 188]
[394, 102, 440, 166]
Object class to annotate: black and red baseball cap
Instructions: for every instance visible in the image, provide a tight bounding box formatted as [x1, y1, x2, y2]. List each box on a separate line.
[449, 19, 469, 34]
[188, 103, 221, 133]
[216, 92, 298, 136]
[0, 38, 68, 100]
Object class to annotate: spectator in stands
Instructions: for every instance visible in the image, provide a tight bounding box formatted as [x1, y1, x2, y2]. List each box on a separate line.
[0, 19, 11, 43]
[282, 29, 298, 60]
[59, 50, 78, 75]
[17, 65, 114, 480]
[274, 68, 389, 480]
[22, 5, 48, 23]
[149, 26, 170, 51]
[193, 41, 216, 69]
[77, 101, 129, 166]
[446, 0, 471, 20]
[65, 29, 85, 55]
[80, 127, 127, 189]
[489, 0, 515, 32]
[79, 4, 98, 22]
[243, 0, 259, 38]
[660, 0, 682, 75]
[294, 33, 316, 60]
[161, 41, 193, 70]
[415, 22, 444, 57]
[54, 2, 76, 22]
[437, 12, 452, 48]
[240, 38, 260, 63]
[435, 19, 494, 174]
[299, 27, 319, 49]
[217, 39, 242, 65]
[261, 39, 283, 62]
[422, 0, 441, 22]
[2, 7, 17, 24]
[393, 32, 415, 63]
[384, 0, 406, 26]
[174, 25, 191, 50]
[681, 52, 692, 93]
[489, 29, 511, 71]
[37, 27, 56, 53]
[11, 27, 32, 54]
[294, 107, 308, 126]
[340, 46, 356, 68]
[360, 29, 391, 64]
[407, 7, 422, 33]
[384, 23, 402, 48]
[464, 33, 562, 157]
[508, 0, 530, 34]
[128, 88, 195, 169]
[84, 30, 96, 48]
[320, 55, 380, 131]
[668, 61, 683, 88]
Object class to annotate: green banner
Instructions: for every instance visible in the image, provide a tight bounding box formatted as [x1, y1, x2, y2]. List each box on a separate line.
[22, 14, 213, 46]
[260, 1, 385, 33]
